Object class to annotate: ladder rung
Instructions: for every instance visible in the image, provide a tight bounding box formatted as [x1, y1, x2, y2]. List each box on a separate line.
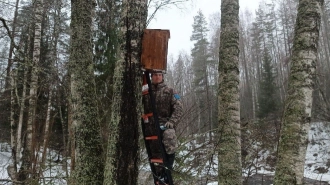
[141, 113, 153, 119]
[145, 136, 158, 140]
[156, 181, 168, 185]
[150, 158, 163, 164]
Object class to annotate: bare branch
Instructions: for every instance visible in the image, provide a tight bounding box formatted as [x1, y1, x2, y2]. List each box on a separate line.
[0, 17, 19, 50]
[147, 0, 190, 26]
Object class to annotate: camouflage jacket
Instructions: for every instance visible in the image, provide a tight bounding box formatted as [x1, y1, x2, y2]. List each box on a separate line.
[143, 82, 183, 127]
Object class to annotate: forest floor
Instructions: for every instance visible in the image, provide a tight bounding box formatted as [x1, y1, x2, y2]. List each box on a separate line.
[246, 174, 329, 185]
[138, 170, 330, 185]
[0, 122, 330, 184]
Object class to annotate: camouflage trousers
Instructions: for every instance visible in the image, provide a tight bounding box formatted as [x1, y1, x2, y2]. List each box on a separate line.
[162, 128, 177, 154]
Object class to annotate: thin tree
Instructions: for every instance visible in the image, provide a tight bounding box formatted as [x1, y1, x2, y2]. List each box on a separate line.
[217, 0, 241, 184]
[69, 0, 104, 184]
[274, 0, 324, 184]
[103, 0, 148, 184]
[3, 1, 21, 182]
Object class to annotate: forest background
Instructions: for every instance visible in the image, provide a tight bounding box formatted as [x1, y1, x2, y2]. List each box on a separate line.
[0, 0, 329, 184]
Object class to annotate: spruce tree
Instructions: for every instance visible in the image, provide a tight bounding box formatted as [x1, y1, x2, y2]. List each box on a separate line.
[191, 10, 209, 88]
[190, 10, 211, 134]
[257, 48, 278, 119]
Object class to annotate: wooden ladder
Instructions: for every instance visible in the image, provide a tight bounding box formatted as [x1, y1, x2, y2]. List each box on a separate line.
[141, 71, 174, 185]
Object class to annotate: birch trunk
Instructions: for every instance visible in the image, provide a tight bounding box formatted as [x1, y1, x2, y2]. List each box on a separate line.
[20, 0, 43, 182]
[274, 0, 324, 184]
[40, 86, 53, 168]
[103, 0, 148, 184]
[7, 1, 20, 181]
[8, 69, 18, 182]
[217, 0, 241, 184]
[69, 0, 104, 184]
[17, 68, 27, 161]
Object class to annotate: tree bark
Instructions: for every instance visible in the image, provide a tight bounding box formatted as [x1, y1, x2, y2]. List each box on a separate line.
[274, 0, 324, 184]
[69, 0, 104, 184]
[103, 0, 148, 184]
[217, 0, 242, 184]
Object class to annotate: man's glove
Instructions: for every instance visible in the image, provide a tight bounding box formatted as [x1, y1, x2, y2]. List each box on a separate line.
[165, 122, 174, 129]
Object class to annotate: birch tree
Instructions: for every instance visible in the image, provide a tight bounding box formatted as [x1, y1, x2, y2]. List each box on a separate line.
[19, 0, 44, 182]
[217, 0, 241, 184]
[3, 0, 21, 182]
[274, 0, 324, 184]
[103, 0, 148, 184]
[69, 0, 104, 184]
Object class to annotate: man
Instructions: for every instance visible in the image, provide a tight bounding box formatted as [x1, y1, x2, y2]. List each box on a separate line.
[143, 71, 183, 170]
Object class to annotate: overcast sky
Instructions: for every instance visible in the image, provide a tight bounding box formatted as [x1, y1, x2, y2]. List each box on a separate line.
[148, 0, 261, 58]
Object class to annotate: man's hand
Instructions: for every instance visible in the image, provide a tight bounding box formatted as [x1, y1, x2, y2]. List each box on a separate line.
[165, 122, 174, 129]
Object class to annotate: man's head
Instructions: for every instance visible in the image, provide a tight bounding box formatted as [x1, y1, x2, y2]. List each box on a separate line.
[151, 71, 163, 84]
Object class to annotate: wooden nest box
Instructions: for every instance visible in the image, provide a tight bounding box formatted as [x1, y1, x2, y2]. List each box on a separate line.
[141, 29, 170, 72]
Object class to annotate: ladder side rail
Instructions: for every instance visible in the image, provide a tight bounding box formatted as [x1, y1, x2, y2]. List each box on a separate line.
[145, 71, 174, 185]
[140, 115, 159, 182]
[142, 73, 162, 184]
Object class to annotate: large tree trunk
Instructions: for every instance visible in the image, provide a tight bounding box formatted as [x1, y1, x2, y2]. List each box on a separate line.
[217, 0, 241, 184]
[103, 0, 148, 184]
[69, 0, 104, 184]
[274, 0, 324, 184]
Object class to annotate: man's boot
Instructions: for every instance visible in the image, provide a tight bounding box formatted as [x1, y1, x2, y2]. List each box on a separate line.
[167, 153, 175, 170]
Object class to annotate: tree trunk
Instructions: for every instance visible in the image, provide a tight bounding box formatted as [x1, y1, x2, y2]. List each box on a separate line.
[8, 69, 18, 183]
[20, 0, 44, 182]
[103, 0, 148, 184]
[7, 1, 20, 181]
[40, 86, 53, 168]
[69, 0, 104, 184]
[217, 0, 242, 184]
[17, 68, 27, 161]
[274, 0, 324, 184]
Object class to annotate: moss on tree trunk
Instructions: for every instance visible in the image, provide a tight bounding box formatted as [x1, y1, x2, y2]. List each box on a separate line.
[103, 0, 148, 184]
[274, 0, 324, 184]
[69, 0, 104, 184]
[217, 0, 242, 184]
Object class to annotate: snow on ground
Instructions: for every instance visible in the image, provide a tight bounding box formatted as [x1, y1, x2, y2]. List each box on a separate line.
[304, 122, 330, 184]
[0, 143, 67, 184]
[207, 122, 330, 185]
[0, 149, 11, 181]
[1, 122, 330, 184]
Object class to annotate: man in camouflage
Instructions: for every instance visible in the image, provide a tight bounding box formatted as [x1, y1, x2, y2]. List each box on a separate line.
[143, 71, 183, 170]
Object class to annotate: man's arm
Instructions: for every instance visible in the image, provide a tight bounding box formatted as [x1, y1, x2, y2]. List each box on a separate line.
[167, 91, 183, 128]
